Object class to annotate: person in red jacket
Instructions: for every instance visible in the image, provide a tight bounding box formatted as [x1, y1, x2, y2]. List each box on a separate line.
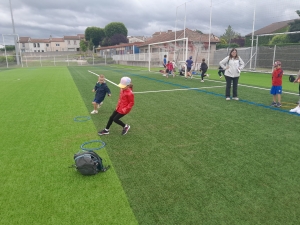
[270, 61, 283, 107]
[166, 61, 174, 78]
[98, 77, 134, 135]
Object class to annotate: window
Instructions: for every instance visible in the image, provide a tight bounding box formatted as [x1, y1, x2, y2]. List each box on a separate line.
[46, 44, 49, 47]
[38, 50, 40, 52]
[22, 43, 25, 47]
[37, 43, 40, 47]
[56, 43, 60, 46]
[34, 43, 36, 47]
[74, 41, 76, 45]
[68, 40, 70, 45]
[42, 50, 44, 52]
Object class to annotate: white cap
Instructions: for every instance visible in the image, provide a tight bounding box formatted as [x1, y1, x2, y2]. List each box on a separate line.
[118, 77, 131, 88]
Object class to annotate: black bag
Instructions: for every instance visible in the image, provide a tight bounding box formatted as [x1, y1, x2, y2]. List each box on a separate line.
[74, 151, 109, 175]
[289, 75, 296, 82]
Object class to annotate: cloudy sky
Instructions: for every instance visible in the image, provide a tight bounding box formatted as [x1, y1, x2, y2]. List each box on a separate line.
[0, 0, 299, 44]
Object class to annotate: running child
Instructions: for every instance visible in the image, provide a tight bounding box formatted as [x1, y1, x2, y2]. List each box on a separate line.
[91, 74, 111, 114]
[98, 77, 134, 135]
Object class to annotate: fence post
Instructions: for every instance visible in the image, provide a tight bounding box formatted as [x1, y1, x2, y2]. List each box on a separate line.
[67, 55, 69, 66]
[25, 55, 28, 67]
[54, 56, 56, 66]
[40, 55, 42, 67]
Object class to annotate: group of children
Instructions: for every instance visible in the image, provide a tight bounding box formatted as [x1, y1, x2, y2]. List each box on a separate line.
[91, 74, 135, 136]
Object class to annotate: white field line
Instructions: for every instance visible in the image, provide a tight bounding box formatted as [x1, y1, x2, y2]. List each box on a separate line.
[88, 70, 118, 87]
[208, 79, 299, 96]
[133, 86, 225, 94]
[89, 69, 299, 96]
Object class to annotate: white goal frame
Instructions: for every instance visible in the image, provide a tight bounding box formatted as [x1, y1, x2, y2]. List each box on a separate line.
[2, 34, 23, 68]
[148, 37, 188, 72]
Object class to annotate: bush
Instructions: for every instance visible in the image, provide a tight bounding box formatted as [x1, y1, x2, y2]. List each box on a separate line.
[87, 57, 115, 64]
[0, 56, 16, 63]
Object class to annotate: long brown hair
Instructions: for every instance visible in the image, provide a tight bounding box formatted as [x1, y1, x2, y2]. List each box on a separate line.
[229, 48, 239, 59]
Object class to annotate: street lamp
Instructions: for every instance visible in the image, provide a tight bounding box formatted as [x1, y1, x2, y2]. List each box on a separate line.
[250, 0, 256, 70]
[207, 0, 212, 67]
[174, 0, 194, 61]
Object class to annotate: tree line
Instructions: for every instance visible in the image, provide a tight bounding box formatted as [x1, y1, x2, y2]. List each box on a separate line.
[80, 22, 128, 52]
[218, 10, 300, 49]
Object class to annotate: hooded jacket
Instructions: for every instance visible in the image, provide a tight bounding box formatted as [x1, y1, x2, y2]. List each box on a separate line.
[116, 87, 134, 115]
[219, 56, 245, 78]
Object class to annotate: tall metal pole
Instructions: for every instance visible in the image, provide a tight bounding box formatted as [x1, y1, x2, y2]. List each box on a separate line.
[207, 0, 212, 67]
[250, 0, 256, 70]
[9, 0, 20, 65]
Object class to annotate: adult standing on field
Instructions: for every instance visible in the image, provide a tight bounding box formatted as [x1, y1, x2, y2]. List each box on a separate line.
[219, 48, 245, 100]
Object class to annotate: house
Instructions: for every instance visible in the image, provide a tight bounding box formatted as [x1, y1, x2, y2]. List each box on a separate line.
[18, 34, 85, 52]
[96, 42, 142, 57]
[245, 19, 295, 37]
[0, 44, 4, 49]
[138, 28, 220, 64]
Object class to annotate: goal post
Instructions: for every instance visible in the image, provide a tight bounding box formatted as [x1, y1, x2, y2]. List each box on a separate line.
[2, 34, 23, 68]
[148, 37, 188, 72]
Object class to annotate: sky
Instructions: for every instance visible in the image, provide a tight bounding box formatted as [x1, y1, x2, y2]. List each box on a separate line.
[0, 0, 299, 44]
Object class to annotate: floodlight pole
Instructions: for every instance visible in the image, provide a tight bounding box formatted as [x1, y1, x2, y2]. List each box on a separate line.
[207, 0, 212, 67]
[250, 0, 256, 70]
[9, 0, 20, 65]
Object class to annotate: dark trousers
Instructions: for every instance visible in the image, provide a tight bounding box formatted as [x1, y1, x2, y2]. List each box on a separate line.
[225, 75, 239, 98]
[105, 110, 125, 129]
[218, 70, 225, 76]
[201, 69, 207, 80]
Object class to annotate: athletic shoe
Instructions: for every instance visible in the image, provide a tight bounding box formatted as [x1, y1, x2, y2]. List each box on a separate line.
[190, 75, 193, 79]
[122, 124, 130, 135]
[276, 103, 282, 107]
[206, 74, 209, 77]
[91, 110, 98, 114]
[226, 97, 230, 100]
[98, 129, 109, 135]
[232, 97, 239, 100]
[201, 80, 204, 82]
[220, 76, 223, 79]
[270, 102, 277, 106]
[296, 108, 300, 114]
[97, 102, 103, 109]
[290, 105, 300, 112]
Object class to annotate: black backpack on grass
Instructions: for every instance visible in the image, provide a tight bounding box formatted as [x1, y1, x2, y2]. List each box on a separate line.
[74, 151, 109, 175]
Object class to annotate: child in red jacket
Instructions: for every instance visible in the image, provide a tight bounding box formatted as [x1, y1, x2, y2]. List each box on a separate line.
[166, 61, 174, 78]
[98, 77, 134, 135]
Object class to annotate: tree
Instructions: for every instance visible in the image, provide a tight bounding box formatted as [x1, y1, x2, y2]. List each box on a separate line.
[269, 34, 290, 45]
[288, 10, 300, 43]
[85, 27, 105, 47]
[80, 40, 87, 52]
[104, 22, 128, 38]
[220, 25, 241, 44]
[110, 34, 128, 46]
[88, 39, 94, 51]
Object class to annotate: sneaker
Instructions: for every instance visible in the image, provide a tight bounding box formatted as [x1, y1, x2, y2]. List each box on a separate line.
[190, 75, 193, 79]
[97, 102, 103, 109]
[201, 80, 204, 82]
[276, 103, 282, 107]
[122, 124, 130, 135]
[220, 76, 223, 79]
[296, 108, 300, 114]
[98, 129, 109, 135]
[232, 97, 239, 100]
[91, 110, 98, 114]
[206, 74, 209, 77]
[226, 97, 230, 100]
[270, 102, 277, 107]
[290, 105, 300, 112]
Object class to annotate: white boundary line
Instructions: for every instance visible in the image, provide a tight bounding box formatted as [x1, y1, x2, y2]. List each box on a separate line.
[88, 70, 118, 87]
[134, 86, 225, 94]
[88, 69, 299, 96]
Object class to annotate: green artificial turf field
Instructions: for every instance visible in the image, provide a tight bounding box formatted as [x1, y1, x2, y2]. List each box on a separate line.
[1, 65, 300, 225]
